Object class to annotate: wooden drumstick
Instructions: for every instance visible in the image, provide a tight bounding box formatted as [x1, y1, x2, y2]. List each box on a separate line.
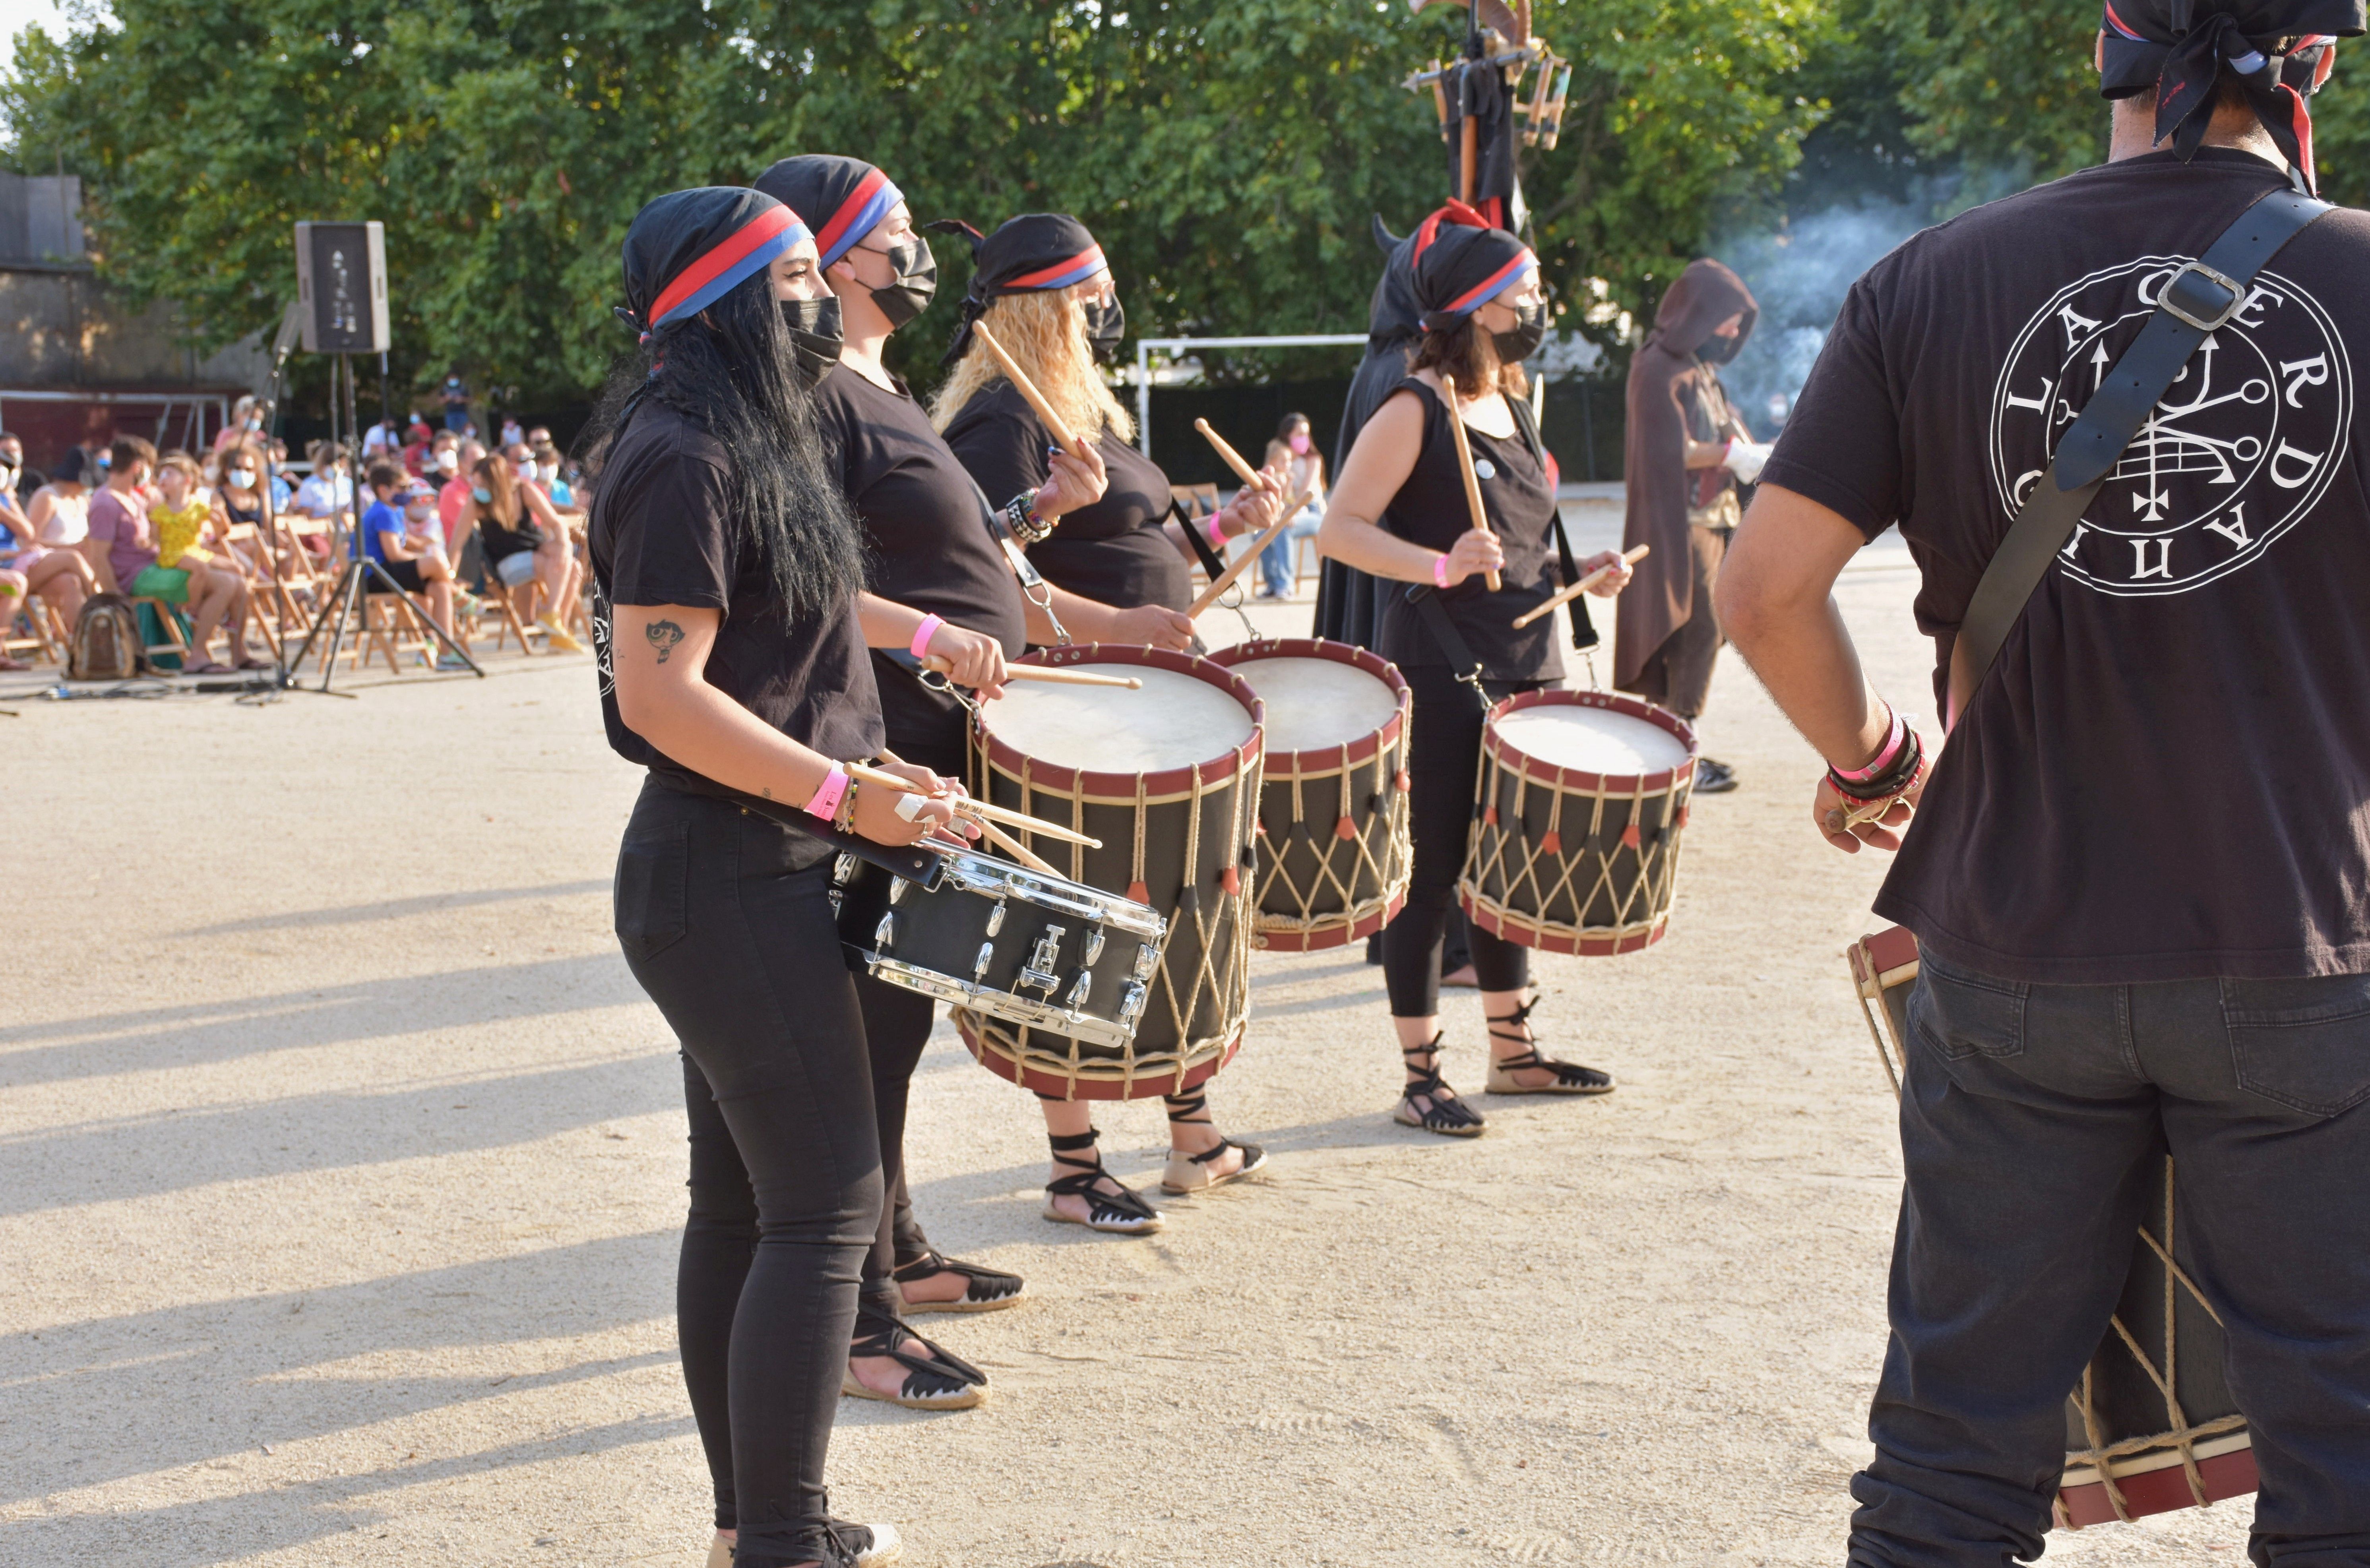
[847, 762, 1103, 848]
[970, 321, 1082, 455]
[1442, 382, 1502, 592]
[923, 655, 1143, 689]
[974, 814, 1062, 875]
[1192, 418, 1264, 487]
[1186, 484, 1316, 619]
[1509, 544, 1650, 629]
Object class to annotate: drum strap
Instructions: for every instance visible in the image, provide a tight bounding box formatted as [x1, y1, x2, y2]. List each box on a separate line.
[735, 790, 948, 886]
[1509, 395, 1597, 653]
[1406, 583, 1490, 707]
[1946, 176, 2329, 730]
[969, 474, 1072, 645]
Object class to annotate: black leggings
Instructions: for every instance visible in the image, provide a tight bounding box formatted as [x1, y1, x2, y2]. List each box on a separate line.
[1381, 665, 1542, 1017]
[615, 779, 881, 1567]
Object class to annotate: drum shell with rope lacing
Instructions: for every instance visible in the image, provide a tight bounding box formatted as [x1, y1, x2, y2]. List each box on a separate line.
[1459, 689, 1696, 956]
[1207, 638, 1413, 952]
[959, 645, 1262, 1100]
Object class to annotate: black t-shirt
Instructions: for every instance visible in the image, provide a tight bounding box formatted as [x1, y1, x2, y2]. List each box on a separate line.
[1373, 377, 1564, 683]
[587, 402, 884, 796]
[479, 504, 543, 563]
[1764, 148, 2370, 983]
[810, 368, 1029, 751]
[943, 381, 1192, 612]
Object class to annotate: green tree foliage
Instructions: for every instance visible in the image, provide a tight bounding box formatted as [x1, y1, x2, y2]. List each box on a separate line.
[3, 0, 1825, 402]
[1803, 0, 2370, 211]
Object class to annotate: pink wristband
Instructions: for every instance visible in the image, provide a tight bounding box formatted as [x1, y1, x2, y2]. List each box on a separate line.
[908, 614, 944, 660]
[804, 764, 851, 822]
[1206, 511, 1229, 549]
[1834, 704, 1909, 784]
[1432, 554, 1451, 589]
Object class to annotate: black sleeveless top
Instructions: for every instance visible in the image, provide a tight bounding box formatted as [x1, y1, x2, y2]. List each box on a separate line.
[1373, 377, 1562, 683]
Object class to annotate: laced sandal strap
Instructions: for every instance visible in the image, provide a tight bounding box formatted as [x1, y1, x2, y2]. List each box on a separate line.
[1183, 1135, 1244, 1167]
[1397, 1031, 1484, 1131]
[1484, 996, 1539, 1037]
[1044, 1163, 1163, 1223]
[1047, 1128, 1104, 1174]
[889, 1247, 1020, 1291]
[849, 1299, 986, 1391]
[1401, 1030, 1448, 1069]
[1162, 1091, 1210, 1125]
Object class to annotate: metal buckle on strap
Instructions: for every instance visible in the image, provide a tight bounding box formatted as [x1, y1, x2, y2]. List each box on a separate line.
[2159, 259, 2248, 333]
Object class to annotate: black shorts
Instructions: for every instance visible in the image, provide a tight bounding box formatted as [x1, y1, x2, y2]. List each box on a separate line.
[374, 558, 427, 594]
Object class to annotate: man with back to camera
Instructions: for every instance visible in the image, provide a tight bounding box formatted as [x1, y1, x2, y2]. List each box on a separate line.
[1717, 3, 2370, 1561]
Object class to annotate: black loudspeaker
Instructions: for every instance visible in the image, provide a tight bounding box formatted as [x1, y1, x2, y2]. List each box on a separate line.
[293, 221, 389, 353]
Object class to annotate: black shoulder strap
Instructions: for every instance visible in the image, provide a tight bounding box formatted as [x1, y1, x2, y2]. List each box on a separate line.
[1946, 181, 2330, 728]
[1508, 393, 1597, 652]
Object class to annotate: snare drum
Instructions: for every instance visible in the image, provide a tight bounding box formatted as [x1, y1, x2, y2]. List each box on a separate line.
[1207, 638, 1412, 951]
[961, 645, 1263, 1099]
[835, 847, 1167, 1049]
[1458, 690, 1697, 956]
[1847, 928, 2258, 1529]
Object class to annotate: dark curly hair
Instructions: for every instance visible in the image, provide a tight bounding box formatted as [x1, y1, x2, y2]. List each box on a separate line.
[578, 269, 864, 619]
[1407, 314, 1527, 403]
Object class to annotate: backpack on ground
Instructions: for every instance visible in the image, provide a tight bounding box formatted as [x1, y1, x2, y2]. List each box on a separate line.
[68, 593, 146, 680]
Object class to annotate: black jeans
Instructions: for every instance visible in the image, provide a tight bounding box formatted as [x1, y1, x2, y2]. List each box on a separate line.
[1854, 950, 2370, 1567]
[1381, 664, 1540, 1017]
[615, 779, 882, 1567]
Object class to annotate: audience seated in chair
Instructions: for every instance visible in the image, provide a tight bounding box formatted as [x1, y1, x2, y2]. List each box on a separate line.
[82, 436, 260, 674]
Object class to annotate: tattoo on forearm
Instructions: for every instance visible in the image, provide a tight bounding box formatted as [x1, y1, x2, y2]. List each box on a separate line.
[645, 619, 684, 664]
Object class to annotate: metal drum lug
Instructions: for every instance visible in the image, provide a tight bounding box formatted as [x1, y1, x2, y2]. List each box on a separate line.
[1081, 927, 1106, 966]
[873, 912, 897, 950]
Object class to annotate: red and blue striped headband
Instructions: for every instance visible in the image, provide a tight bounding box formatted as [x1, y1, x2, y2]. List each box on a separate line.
[814, 167, 904, 268]
[1004, 244, 1109, 291]
[647, 206, 810, 332]
[1431, 249, 1539, 322]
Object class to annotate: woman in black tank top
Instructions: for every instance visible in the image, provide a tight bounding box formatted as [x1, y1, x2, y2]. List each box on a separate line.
[1318, 206, 1634, 1138]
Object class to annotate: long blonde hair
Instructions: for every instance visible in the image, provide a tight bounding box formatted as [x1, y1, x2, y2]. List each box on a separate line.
[930, 289, 1135, 445]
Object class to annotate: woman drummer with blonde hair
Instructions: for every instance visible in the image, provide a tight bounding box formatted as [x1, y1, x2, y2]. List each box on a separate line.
[1318, 203, 1634, 1136]
[932, 211, 1286, 1228]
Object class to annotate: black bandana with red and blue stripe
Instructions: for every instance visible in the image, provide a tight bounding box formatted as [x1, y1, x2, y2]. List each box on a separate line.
[2099, 0, 2363, 194]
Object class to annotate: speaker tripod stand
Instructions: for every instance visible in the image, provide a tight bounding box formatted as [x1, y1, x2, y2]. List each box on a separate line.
[285, 351, 484, 694]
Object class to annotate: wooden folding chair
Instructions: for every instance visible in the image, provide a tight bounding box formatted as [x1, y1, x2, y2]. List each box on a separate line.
[214, 524, 286, 664]
[130, 596, 193, 671]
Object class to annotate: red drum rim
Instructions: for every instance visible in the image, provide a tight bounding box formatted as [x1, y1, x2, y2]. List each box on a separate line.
[1254, 890, 1406, 952]
[979, 644, 1266, 798]
[2055, 1432, 2256, 1528]
[1464, 897, 1670, 957]
[1205, 637, 1411, 772]
[1482, 688, 1699, 794]
[953, 1009, 1244, 1101]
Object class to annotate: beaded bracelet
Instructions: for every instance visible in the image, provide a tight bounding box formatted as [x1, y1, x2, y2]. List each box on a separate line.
[831, 776, 862, 834]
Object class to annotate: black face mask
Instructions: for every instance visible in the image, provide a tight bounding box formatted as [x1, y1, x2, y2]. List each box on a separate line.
[1081, 295, 1126, 364]
[780, 294, 844, 388]
[861, 237, 938, 330]
[1491, 299, 1547, 365]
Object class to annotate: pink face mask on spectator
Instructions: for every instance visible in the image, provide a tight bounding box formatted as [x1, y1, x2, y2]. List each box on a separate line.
[1288, 433, 1312, 456]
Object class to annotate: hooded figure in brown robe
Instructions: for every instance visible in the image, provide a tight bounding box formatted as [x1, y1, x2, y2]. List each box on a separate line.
[1615, 260, 1760, 772]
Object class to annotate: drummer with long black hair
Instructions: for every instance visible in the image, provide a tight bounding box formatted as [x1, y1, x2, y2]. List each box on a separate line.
[930, 211, 1286, 1218]
[752, 156, 1204, 1295]
[587, 187, 946, 1568]
[1316, 205, 1633, 1136]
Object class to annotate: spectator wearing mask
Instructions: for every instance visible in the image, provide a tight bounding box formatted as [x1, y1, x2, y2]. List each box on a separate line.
[295, 443, 355, 523]
[216, 438, 298, 585]
[212, 395, 264, 454]
[531, 441, 576, 507]
[401, 420, 434, 477]
[502, 442, 586, 607]
[0, 433, 41, 504]
[1256, 411, 1328, 599]
[362, 464, 463, 657]
[84, 437, 260, 672]
[438, 437, 486, 546]
[451, 454, 584, 652]
[441, 370, 470, 432]
[360, 416, 402, 458]
[498, 414, 525, 449]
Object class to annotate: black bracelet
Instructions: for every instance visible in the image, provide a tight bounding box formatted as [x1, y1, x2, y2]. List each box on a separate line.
[1002, 490, 1053, 544]
[1827, 724, 1924, 803]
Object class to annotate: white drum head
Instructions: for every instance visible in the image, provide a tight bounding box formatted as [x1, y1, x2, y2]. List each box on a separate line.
[982, 664, 1255, 772]
[1494, 703, 1692, 776]
[1223, 656, 1397, 752]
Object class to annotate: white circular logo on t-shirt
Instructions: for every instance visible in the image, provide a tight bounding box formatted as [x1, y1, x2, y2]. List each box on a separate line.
[1988, 256, 2351, 597]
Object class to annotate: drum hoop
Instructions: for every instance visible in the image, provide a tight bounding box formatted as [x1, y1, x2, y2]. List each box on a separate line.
[953, 1009, 1246, 1101]
[1206, 637, 1413, 772]
[1484, 688, 1700, 796]
[1461, 883, 1671, 956]
[975, 643, 1267, 798]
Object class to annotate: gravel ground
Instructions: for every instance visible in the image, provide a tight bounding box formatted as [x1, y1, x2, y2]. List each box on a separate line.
[1, 526, 2258, 1565]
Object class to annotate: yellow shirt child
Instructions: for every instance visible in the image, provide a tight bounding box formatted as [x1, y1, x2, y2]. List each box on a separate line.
[149, 498, 215, 569]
